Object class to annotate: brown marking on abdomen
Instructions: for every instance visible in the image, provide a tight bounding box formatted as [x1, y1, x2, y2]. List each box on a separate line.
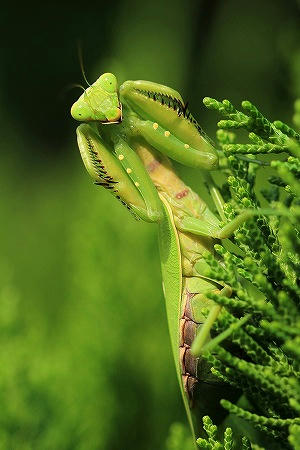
[146, 159, 160, 173]
[176, 188, 189, 199]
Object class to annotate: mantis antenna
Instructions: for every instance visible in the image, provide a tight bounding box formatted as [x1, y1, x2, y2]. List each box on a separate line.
[59, 83, 87, 101]
[77, 41, 91, 87]
[69, 83, 87, 92]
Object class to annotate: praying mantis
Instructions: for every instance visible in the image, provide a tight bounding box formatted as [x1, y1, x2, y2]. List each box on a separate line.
[70, 74, 256, 443]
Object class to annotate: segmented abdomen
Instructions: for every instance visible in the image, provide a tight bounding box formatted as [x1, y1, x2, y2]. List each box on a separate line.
[180, 284, 200, 404]
[179, 276, 219, 405]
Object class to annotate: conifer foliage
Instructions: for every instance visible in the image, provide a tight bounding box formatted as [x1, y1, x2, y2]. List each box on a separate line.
[196, 98, 300, 449]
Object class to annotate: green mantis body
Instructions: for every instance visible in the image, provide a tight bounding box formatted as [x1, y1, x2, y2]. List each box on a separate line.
[71, 74, 243, 440]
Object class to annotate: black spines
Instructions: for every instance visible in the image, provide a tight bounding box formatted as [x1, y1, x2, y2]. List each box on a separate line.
[85, 136, 118, 191]
[135, 88, 209, 139]
[84, 135, 140, 219]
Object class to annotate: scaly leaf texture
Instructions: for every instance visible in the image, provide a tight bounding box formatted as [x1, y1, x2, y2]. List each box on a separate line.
[196, 416, 254, 449]
[198, 98, 300, 449]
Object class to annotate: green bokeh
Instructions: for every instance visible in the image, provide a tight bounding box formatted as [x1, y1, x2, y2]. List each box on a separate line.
[0, 1, 299, 448]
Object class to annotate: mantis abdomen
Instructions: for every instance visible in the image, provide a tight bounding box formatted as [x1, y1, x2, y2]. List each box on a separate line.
[135, 143, 225, 405]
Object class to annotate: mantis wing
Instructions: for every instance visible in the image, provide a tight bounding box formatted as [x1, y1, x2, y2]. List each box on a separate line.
[158, 195, 196, 443]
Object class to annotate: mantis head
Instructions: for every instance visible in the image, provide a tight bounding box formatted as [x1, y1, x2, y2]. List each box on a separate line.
[71, 73, 122, 123]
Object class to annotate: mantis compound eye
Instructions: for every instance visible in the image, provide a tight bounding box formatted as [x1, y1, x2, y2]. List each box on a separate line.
[71, 101, 94, 121]
[99, 73, 118, 93]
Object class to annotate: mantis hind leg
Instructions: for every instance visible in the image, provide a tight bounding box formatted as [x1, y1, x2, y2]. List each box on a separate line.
[178, 209, 273, 240]
[191, 285, 232, 357]
[201, 172, 226, 221]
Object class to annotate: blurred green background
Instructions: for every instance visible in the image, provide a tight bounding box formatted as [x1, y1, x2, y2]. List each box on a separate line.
[0, 1, 299, 449]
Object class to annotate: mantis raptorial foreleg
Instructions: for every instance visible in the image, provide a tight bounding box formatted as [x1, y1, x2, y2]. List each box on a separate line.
[127, 116, 218, 170]
[76, 123, 163, 223]
[111, 136, 163, 222]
